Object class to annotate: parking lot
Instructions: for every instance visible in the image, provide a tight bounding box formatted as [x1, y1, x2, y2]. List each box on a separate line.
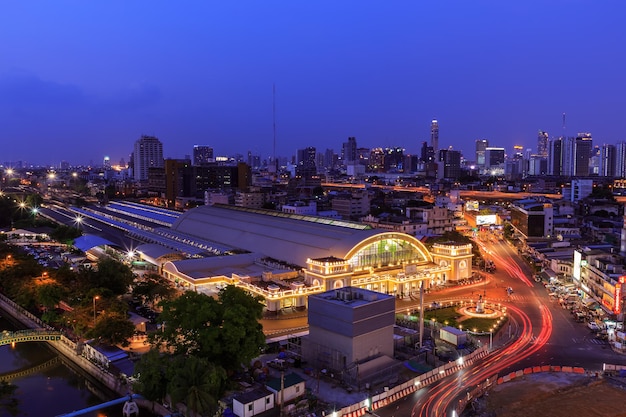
[543, 278, 620, 343]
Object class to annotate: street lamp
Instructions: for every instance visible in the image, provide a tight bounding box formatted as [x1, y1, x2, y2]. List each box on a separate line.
[93, 295, 100, 326]
[489, 327, 494, 349]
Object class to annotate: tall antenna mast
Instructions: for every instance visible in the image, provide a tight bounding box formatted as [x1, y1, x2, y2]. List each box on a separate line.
[273, 83, 277, 173]
[562, 112, 566, 136]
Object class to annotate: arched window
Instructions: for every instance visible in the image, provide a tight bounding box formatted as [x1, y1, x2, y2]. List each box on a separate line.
[346, 235, 430, 269]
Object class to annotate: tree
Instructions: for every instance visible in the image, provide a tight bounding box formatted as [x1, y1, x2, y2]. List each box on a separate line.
[88, 258, 134, 295]
[133, 348, 168, 404]
[503, 223, 514, 240]
[132, 274, 176, 306]
[152, 286, 266, 371]
[217, 285, 266, 367]
[50, 225, 82, 243]
[91, 313, 136, 346]
[37, 283, 66, 309]
[167, 355, 226, 417]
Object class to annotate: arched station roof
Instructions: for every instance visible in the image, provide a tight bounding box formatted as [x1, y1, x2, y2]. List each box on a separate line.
[170, 205, 431, 267]
[135, 243, 185, 264]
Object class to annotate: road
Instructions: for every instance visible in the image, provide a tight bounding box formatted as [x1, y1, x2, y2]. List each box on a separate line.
[377, 236, 624, 417]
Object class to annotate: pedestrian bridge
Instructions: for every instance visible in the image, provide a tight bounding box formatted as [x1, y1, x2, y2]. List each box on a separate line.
[0, 329, 63, 346]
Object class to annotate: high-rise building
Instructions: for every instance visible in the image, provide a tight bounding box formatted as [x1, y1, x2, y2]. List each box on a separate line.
[193, 145, 214, 166]
[616, 142, 626, 179]
[323, 149, 336, 171]
[548, 137, 562, 176]
[599, 144, 616, 178]
[475, 139, 489, 166]
[485, 147, 505, 167]
[296, 146, 317, 178]
[103, 156, 111, 170]
[573, 133, 593, 177]
[383, 147, 404, 172]
[420, 141, 434, 163]
[438, 148, 461, 180]
[528, 155, 547, 176]
[430, 120, 439, 155]
[537, 131, 549, 157]
[547, 134, 593, 177]
[133, 135, 164, 181]
[368, 148, 385, 173]
[342, 137, 357, 165]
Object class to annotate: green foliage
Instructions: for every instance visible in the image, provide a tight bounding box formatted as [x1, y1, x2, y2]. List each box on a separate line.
[50, 225, 82, 243]
[91, 313, 136, 347]
[41, 309, 61, 324]
[0, 197, 14, 228]
[153, 286, 266, 371]
[133, 349, 168, 402]
[167, 355, 226, 417]
[37, 283, 67, 309]
[503, 223, 514, 240]
[132, 274, 176, 306]
[87, 258, 134, 295]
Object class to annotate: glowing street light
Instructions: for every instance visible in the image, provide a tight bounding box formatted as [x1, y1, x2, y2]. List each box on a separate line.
[93, 295, 100, 326]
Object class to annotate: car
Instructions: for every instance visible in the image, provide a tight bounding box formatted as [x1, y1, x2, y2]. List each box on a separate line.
[587, 322, 600, 331]
[268, 359, 287, 370]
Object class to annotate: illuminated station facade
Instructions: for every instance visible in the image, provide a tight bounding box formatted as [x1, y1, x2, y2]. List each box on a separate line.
[140, 205, 473, 313]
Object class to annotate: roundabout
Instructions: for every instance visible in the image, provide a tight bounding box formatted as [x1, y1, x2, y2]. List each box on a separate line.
[457, 295, 506, 320]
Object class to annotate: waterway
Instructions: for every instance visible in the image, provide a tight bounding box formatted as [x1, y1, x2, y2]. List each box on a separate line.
[0, 315, 158, 417]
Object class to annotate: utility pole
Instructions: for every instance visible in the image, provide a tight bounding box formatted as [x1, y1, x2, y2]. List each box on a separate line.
[419, 281, 424, 349]
[280, 370, 285, 417]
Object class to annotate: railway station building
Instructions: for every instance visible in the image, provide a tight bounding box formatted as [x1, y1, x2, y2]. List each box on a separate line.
[138, 204, 473, 313]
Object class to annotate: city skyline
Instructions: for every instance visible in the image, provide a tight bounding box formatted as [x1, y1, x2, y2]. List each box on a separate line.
[2, 1, 626, 166]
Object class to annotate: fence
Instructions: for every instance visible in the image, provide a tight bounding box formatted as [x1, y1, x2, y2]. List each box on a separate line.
[332, 345, 490, 417]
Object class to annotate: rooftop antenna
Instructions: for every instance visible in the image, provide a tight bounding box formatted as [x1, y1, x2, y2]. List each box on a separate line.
[562, 112, 566, 137]
[272, 83, 277, 173]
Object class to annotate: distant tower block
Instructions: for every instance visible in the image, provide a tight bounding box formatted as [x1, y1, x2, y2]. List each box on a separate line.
[621, 208, 626, 255]
[431, 119, 439, 155]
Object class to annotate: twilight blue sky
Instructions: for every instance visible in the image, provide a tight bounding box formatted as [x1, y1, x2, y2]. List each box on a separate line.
[1, 1, 626, 166]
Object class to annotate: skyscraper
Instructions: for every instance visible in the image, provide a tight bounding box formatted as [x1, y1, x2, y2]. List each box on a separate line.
[537, 131, 549, 157]
[573, 133, 593, 177]
[430, 120, 439, 155]
[600, 144, 616, 177]
[438, 148, 461, 180]
[615, 142, 626, 179]
[475, 139, 489, 166]
[485, 147, 505, 175]
[342, 137, 357, 165]
[133, 135, 164, 181]
[193, 145, 214, 166]
[548, 137, 564, 176]
[296, 146, 317, 177]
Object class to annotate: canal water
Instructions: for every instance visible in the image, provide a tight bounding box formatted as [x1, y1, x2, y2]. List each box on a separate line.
[0, 315, 158, 417]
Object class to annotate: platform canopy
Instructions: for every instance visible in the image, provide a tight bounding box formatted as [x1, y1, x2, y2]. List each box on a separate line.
[73, 234, 116, 252]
